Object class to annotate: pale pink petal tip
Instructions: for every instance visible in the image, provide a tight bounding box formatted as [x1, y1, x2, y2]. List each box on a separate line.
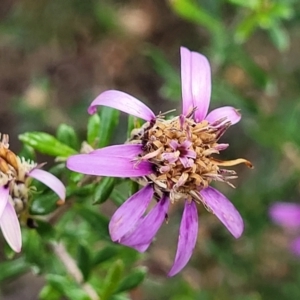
[180, 47, 211, 122]
[109, 185, 154, 242]
[0, 201, 22, 252]
[200, 187, 244, 239]
[269, 202, 300, 229]
[29, 168, 66, 201]
[206, 106, 241, 126]
[168, 200, 198, 276]
[67, 144, 153, 178]
[87, 90, 156, 121]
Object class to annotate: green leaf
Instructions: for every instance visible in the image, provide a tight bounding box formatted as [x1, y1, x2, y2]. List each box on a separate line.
[268, 23, 290, 52]
[0, 257, 29, 282]
[111, 188, 127, 206]
[130, 181, 139, 196]
[169, 0, 222, 34]
[76, 206, 110, 239]
[101, 260, 124, 300]
[228, 0, 259, 10]
[115, 267, 147, 293]
[30, 192, 60, 215]
[46, 274, 91, 300]
[234, 15, 258, 43]
[67, 183, 95, 198]
[127, 115, 137, 137]
[35, 220, 56, 239]
[93, 177, 116, 204]
[98, 107, 120, 147]
[39, 284, 62, 300]
[56, 124, 79, 150]
[92, 245, 119, 266]
[77, 244, 92, 281]
[19, 132, 77, 157]
[87, 113, 101, 146]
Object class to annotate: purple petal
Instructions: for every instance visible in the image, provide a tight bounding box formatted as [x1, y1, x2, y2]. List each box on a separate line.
[291, 237, 300, 256]
[200, 187, 244, 238]
[169, 140, 179, 150]
[269, 202, 300, 228]
[0, 201, 22, 252]
[168, 200, 198, 276]
[88, 90, 156, 121]
[179, 156, 193, 168]
[191, 50, 211, 122]
[121, 195, 170, 252]
[109, 185, 154, 242]
[29, 169, 66, 201]
[67, 144, 153, 178]
[181, 47, 193, 117]
[180, 47, 211, 122]
[0, 186, 9, 219]
[205, 106, 241, 126]
[91, 144, 142, 156]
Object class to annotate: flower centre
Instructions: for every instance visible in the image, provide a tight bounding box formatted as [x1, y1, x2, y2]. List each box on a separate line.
[130, 115, 251, 203]
[0, 134, 35, 213]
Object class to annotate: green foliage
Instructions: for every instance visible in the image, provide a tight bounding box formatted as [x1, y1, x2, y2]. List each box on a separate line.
[93, 177, 116, 204]
[19, 132, 77, 157]
[98, 107, 120, 148]
[3, 0, 300, 299]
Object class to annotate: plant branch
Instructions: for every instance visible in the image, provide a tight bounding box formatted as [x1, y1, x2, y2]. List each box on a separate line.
[50, 242, 100, 300]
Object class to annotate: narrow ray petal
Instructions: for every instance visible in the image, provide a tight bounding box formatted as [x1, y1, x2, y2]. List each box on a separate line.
[181, 47, 193, 116]
[191, 51, 211, 122]
[109, 185, 154, 242]
[29, 169, 66, 201]
[67, 144, 153, 177]
[200, 187, 244, 238]
[88, 90, 156, 121]
[0, 201, 21, 252]
[206, 106, 241, 125]
[291, 237, 300, 256]
[168, 200, 198, 277]
[91, 144, 143, 156]
[269, 202, 300, 228]
[0, 186, 9, 219]
[121, 195, 170, 252]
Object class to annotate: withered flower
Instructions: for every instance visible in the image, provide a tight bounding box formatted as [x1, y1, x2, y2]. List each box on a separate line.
[67, 47, 252, 276]
[0, 134, 65, 252]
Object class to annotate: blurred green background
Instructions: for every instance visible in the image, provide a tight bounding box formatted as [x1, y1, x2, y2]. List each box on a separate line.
[1, 0, 300, 299]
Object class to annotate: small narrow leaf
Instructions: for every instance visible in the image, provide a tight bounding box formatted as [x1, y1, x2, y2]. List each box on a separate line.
[115, 267, 147, 293]
[56, 124, 79, 150]
[92, 245, 119, 266]
[46, 274, 90, 300]
[30, 193, 60, 215]
[87, 113, 101, 146]
[76, 206, 110, 239]
[98, 107, 120, 147]
[93, 177, 116, 204]
[19, 132, 77, 157]
[101, 260, 124, 300]
[77, 244, 92, 281]
[0, 257, 29, 282]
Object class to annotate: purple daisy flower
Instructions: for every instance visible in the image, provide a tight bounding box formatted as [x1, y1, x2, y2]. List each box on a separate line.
[269, 202, 300, 256]
[0, 134, 66, 252]
[67, 47, 252, 276]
